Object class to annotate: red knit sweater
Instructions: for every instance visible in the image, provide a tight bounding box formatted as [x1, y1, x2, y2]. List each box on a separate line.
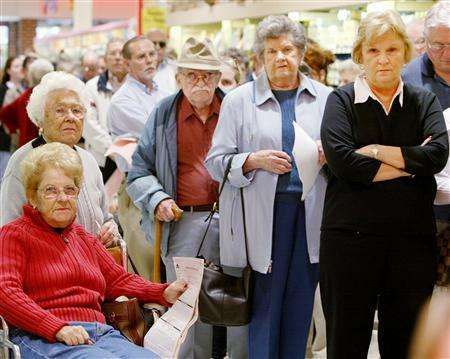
[0, 205, 169, 342]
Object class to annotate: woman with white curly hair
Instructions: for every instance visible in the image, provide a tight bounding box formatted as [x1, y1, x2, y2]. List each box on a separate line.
[0, 71, 119, 247]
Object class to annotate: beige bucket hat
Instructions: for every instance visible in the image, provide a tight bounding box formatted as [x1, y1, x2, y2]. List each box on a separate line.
[176, 37, 221, 71]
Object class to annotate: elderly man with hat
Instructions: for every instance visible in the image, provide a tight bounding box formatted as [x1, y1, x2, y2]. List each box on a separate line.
[127, 37, 247, 358]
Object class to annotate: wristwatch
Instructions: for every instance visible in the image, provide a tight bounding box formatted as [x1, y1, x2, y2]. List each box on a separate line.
[371, 145, 379, 159]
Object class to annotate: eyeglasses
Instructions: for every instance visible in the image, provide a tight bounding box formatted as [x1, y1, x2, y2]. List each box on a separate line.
[427, 41, 450, 52]
[181, 71, 219, 84]
[54, 105, 86, 120]
[38, 185, 79, 199]
[154, 41, 166, 49]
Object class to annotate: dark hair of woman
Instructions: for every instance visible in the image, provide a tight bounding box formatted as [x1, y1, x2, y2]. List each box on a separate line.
[304, 42, 335, 85]
[1, 56, 22, 85]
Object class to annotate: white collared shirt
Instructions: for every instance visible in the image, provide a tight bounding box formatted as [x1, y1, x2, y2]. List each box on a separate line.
[107, 75, 169, 172]
[107, 74, 169, 140]
[354, 75, 404, 115]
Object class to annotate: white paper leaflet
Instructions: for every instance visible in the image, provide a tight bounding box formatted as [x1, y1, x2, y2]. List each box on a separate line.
[144, 257, 204, 358]
[292, 121, 321, 200]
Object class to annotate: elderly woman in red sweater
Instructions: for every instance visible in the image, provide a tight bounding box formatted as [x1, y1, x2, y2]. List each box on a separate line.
[0, 142, 187, 358]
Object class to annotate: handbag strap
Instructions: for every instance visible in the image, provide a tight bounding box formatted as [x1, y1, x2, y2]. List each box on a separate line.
[195, 156, 233, 258]
[239, 187, 250, 266]
[127, 253, 140, 277]
[196, 157, 250, 267]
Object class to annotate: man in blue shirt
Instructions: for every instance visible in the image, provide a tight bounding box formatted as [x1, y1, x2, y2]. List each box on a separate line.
[108, 36, 169, 147]
[403, 1, 449, 110]
[403, 1, 450, 286]
[107, 36, 169, 281]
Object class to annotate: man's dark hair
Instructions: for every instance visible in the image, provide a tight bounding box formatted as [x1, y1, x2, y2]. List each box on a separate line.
[1, 56, 18, 85]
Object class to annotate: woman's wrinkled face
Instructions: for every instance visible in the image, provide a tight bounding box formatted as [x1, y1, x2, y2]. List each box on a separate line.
[30, 168, 78, 229]
[361, 30, 406, 90]
[42, 89, 85, 146]
[263, 34, 302, 85]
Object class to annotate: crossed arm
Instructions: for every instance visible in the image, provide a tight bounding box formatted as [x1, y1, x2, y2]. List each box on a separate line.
[354, 145, 409, 182]
[320, 91, 448, 184]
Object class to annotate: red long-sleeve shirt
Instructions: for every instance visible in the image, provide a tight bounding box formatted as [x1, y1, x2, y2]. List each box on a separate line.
[0, 205, 169, 342]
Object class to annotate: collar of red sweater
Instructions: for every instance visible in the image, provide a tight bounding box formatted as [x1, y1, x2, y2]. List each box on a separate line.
[22, 204, 75, 236]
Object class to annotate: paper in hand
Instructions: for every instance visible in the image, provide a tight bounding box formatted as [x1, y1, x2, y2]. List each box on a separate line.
[144, 257, 204, 358]
[292, 121, 321, 200]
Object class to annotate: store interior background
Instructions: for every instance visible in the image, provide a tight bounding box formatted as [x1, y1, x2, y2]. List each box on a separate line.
[0, 0, 437, 86]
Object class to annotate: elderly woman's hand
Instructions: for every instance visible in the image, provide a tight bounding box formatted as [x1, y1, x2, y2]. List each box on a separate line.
[244, 150, 292, 175]
[55, 325, 92, 346]
[163, 280, 188, 304]
[98, 221, 119, 248]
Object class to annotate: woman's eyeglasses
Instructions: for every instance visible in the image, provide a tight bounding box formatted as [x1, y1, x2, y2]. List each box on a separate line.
[53, 105, 86, 120]
[38, 185, 79, 199]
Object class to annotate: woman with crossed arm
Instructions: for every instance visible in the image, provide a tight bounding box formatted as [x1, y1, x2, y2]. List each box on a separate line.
[320, 10, 448, 359]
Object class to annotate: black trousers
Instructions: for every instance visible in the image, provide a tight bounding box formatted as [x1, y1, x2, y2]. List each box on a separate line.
[320, 230, 436, 359]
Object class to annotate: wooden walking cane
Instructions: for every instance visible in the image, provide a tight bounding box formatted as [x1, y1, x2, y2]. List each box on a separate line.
[152, 204, 183, 283]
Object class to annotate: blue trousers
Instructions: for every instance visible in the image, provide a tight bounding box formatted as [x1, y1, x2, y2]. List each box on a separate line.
[249, 196, 319, 359]
[11, 322, 158, 358]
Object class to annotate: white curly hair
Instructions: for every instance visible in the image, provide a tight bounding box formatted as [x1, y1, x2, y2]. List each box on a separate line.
[27, 71, 91, 127]
[27, 58, 54, 88]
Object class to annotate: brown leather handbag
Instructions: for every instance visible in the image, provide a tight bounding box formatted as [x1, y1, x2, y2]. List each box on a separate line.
[102, 297, 147, 346]
[106, 246, 124, 267]
[196, 158, 253, 326]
